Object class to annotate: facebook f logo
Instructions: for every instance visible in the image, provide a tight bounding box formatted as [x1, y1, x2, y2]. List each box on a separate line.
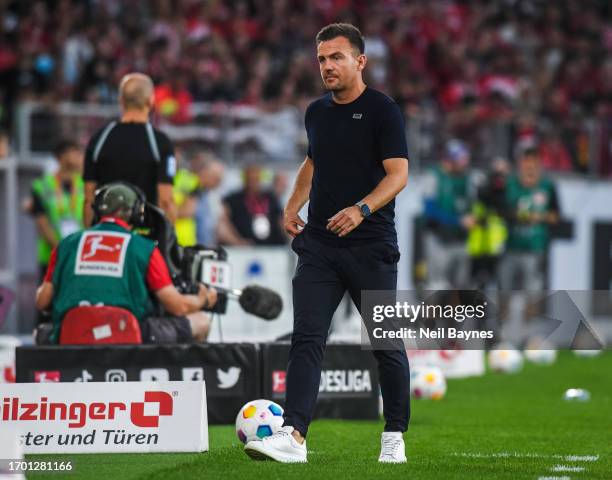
[182, 367, 204, 381]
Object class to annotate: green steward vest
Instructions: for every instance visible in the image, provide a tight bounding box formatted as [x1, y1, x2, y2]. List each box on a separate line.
[505, 175, 555, 252]
[50, 221, 156, 343]
[31, 174, 84, 264]
[466, 202, 507, 256]
[431, 166, 470, 240]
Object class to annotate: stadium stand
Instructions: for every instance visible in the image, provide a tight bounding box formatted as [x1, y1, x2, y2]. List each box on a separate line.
[0, 0, 610, 172]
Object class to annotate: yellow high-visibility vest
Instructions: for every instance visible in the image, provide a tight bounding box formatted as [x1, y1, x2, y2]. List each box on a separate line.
[173, 169, 199, 246]
[466, 202, 507, 256]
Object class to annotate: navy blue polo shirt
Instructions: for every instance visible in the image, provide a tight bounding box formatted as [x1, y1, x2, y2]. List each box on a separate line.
[304, 87, 409, 245]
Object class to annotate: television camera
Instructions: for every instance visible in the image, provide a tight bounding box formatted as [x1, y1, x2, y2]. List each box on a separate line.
[144, 204, 283, 321]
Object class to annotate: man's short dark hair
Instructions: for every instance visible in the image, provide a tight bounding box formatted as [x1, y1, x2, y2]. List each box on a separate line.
[54, 139, 80, 158]
[316, 23, 365, 55]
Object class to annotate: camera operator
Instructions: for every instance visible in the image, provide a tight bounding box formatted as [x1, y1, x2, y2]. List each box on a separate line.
[83, 73, 176, 226]
[35, 182, 217, 344]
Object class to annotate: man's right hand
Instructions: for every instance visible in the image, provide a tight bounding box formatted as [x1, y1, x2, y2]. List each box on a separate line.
[198, 284, 218, 309]
[284, 210, 305, 237]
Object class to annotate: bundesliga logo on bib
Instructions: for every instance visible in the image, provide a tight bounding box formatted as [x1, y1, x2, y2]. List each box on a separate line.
[75, 231, 131, 277]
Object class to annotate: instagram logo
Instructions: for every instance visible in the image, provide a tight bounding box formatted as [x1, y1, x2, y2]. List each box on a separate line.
[105, 369, 127, 382]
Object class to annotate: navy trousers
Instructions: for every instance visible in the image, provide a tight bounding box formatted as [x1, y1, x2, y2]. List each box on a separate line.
[283, 231, 411, 436]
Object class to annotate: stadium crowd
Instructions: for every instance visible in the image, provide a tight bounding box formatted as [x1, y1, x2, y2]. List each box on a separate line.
[0, 0, 610, 174]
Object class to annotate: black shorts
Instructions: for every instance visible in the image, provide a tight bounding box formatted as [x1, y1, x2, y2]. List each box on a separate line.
[141, 316, 193, 344]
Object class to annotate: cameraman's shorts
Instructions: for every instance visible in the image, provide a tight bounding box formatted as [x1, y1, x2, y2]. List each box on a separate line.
[141, 316, 192, 343]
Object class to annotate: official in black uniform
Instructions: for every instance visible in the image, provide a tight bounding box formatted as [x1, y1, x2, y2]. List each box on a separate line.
[244, 23, 410, 464]
[83, 73, 176, 226]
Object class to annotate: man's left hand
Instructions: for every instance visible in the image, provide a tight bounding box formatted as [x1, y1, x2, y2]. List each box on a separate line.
[326, 206, 364, 237]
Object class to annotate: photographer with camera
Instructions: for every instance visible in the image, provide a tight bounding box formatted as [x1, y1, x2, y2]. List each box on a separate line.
[35, 182, 217, 344]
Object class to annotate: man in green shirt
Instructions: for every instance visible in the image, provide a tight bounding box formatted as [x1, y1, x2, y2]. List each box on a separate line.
[499, 147, 560, 292]
[498, 148, 560, 343]
[422, 139, 474, 289]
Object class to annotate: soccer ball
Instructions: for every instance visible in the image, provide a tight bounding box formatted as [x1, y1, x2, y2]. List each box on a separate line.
[524, 348, 557, 365]
[573, 349, 601, 358]
[523, 337, 557, 365]
[235, 399, 284, 444]
[488, 345, 523, 373]
[410, 365, 447, 400]
[524, 339, 557, 365]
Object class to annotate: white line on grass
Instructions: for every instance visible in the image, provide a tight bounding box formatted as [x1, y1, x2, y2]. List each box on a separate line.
[451, 452, 599, 462]
[564, 455, 599, 462]
[537, 476, 571, 480]
[551, 465, 586, 473]
[452, 452, 550, 459]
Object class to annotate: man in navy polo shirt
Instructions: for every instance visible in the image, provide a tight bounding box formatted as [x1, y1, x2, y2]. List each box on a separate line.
[245, 23, 410, 464]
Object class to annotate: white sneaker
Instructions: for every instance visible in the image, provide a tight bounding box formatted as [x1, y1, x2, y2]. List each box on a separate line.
[244, 426, 307, 463]
[378, 432, 407, 463]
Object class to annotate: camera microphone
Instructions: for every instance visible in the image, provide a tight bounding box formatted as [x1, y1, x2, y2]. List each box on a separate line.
[211, 285, 283, 320]
[237, 285, 283, 320]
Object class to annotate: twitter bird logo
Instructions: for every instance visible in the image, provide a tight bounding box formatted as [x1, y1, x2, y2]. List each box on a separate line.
[217, 367, 241, 389]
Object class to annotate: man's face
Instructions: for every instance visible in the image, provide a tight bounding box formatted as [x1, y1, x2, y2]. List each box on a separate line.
[208, 171, 222, 189]
[519, 155, 541, 187]
[60, 147, 83, 174]
[244, 166, 262, 192]
[450, 156, 469, 174]
[317, 36, 365, 92]
[442, 155, 469, 175]
[199, 165, 224, 190]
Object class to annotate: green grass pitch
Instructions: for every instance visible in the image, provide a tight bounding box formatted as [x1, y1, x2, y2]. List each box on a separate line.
[27, 351, 611, 479]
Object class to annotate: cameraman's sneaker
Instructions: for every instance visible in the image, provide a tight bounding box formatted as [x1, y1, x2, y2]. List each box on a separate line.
[378, 432, 407, 463]
[245, 426, 307, 463]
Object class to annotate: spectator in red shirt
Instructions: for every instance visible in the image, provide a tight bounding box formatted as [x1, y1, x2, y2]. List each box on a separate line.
[154, 72, 193, 124]
[539, 129, 574, 172]
[4, 0, 612, 176]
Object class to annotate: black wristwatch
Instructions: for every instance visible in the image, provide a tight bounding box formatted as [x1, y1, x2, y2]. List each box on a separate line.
[356, 201, 371, 218]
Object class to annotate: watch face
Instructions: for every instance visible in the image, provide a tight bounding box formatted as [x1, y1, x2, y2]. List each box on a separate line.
[360, 204, 370, 217]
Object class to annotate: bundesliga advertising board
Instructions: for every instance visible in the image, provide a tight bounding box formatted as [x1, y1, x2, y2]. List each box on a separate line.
[0, 1, 610, 479]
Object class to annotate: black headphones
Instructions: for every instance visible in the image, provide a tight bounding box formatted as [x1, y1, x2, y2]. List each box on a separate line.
[92, 181, 147, 226]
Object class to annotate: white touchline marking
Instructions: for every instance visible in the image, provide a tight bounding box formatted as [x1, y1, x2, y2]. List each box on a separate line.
[451, 452, 599, 462]
[564, 455, 599, 462]
[452, 452, 550, 459]
[537, 476, 571, 480]
[551, 465, 586, 473]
